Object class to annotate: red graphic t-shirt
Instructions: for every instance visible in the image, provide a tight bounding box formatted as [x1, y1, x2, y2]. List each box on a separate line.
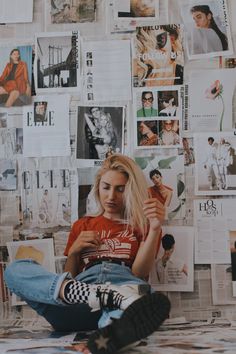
[64, 215, 144, 269]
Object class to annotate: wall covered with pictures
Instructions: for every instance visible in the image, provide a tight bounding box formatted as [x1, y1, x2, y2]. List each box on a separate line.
[0, 0, 236, 325]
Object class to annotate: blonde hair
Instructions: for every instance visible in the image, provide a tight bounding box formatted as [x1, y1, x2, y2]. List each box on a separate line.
[90, 154, 149, 236]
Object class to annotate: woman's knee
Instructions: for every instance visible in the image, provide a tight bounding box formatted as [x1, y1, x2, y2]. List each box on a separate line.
[4, 260, 30, 289]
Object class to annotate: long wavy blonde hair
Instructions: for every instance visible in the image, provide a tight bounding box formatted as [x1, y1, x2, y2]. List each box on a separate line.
[89, 154, 149, 236]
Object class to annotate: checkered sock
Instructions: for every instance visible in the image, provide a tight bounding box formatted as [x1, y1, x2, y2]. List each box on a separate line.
[63, 280, 91, 304]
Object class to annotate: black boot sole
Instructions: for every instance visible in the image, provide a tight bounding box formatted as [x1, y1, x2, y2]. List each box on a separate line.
[87, 292, 170, 354]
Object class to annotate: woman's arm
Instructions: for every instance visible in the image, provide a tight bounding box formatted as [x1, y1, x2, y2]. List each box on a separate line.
[64, 230, 100, 278]
[131, 198, 165, 279]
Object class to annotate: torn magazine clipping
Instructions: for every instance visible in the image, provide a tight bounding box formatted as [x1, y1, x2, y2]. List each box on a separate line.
[23, 95, 70, 157]
[132, 24, 184, 87]
[180, 0, 233, 60]
[35, 31, 80, 94]
[82, 39, 132, 102]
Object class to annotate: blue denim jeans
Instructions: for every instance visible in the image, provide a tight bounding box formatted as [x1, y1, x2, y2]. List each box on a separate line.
[4, 260, 148, 331]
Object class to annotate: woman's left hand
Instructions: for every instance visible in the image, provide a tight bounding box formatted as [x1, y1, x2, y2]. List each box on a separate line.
[143, 198, 165, 230]
[25, 83, 31, 97]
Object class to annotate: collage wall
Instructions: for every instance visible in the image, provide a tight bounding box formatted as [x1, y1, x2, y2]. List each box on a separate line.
[1, 0, 236, 325]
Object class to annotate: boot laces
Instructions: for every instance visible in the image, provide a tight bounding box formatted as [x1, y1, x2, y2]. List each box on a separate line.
[96, 286, 125, 310]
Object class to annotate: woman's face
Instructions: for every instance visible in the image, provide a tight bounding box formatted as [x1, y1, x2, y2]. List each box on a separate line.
[10, 50, 20, 63]
[91, 107, 101, 119]
[99, 170, 128, 219]
[100, 114, 108, 127]
[164, 120, 173, 131]
[142, 93, 153, 108]
[139, 122, 151, 135]
[192, 11, 211, 28]
[151, 174, 162, 187]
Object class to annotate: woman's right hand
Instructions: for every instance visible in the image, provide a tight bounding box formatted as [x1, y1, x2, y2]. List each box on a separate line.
[68, 231, 101, 256]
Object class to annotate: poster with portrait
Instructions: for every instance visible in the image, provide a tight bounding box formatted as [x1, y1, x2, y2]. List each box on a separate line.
[180, 0, 233, 60]
[227, 229, 236, 296]
[6, 239, 55, 305]
[78, 166, 100, 218]
[194, 132, 236, 195]
[76, 106, 124, 166]
[48, 0, 96, 24]
[189, 69, 236, 132]
[0, 44, 33, 108]
[35, 31, 80, 94]
[149, 226, 194, 292]
[135, 153, 186, 220]
[132, 24, 184, 87]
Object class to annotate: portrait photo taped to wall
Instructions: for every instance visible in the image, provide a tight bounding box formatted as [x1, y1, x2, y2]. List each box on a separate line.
[194, 132, 236, 195]
[35, 31, 80, 94]
[49, 0, 96, 24]
[135, 153, 186, 220]
[132, 24, 184, 87]
[0, 44, 33, 108]
[180, 0, 233, 59]
[149, 226, 194, 292]
[76, 106, 124, 165]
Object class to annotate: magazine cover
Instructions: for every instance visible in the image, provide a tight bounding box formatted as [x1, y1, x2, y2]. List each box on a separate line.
[132, 24, 184, 87]
[0, 45, 33, 108]
[35, 31, 80, 94]
[180, 0, 233, 59]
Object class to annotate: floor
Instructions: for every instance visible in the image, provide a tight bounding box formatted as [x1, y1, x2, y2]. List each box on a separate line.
[1, 317, 236, 353]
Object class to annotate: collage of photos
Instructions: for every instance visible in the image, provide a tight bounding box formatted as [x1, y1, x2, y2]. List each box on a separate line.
[135, 87, 182, 147]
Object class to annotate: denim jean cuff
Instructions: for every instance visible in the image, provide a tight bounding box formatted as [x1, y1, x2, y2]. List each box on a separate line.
[53, 271, 72, 304]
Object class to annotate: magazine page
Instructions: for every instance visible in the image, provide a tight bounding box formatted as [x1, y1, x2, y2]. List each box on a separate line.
[23, 95, 70, 157]
[35, 31, 80, 94]
[134, 86, 183, 148]
[76, 106, 124, 165]
[194, 198, 236, 264]
[189, 69, 236, 132]
[194, 132, 236, 195]
[0, 44, 33, 108]
[211, 264, 236, 305]
[180, 0, 233, 60]
[82, 39, 132, 102]
[0, 0, 33, 23]
[149, 226, 194, 292]
[135, 153, 186, 220]
[132, 24, 184, 87]
[22, 168, 76, 229]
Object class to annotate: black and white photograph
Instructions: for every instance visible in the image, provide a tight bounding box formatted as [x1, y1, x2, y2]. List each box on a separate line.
[76, 106, 124, 163]
[35, 31, 80, 93]
[195, 132, 236, 195]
